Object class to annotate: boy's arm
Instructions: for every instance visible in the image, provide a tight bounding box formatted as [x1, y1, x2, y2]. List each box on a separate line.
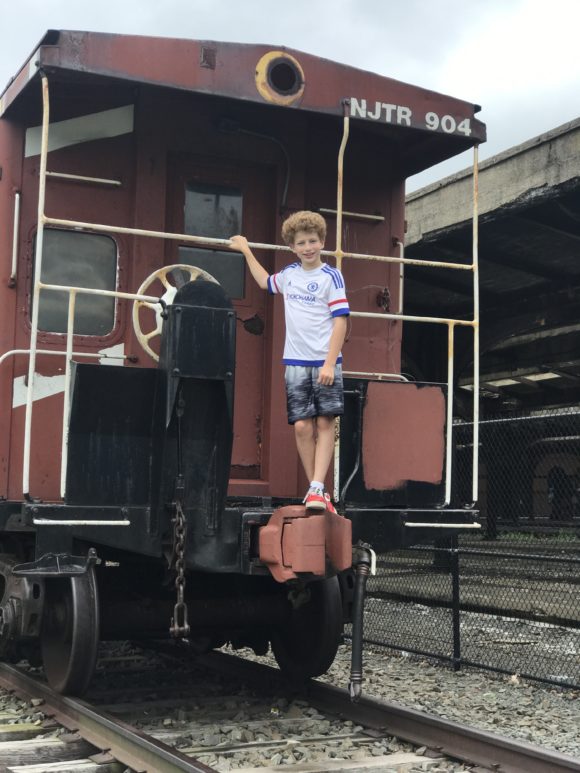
[318, 316, 348, 385]
[229, 235, 269, 289]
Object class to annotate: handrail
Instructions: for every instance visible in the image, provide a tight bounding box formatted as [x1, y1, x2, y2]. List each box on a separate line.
[44, 215, 472, 271]
[23, 75, 50, 499]
[445, 324, 456, 504]
[350, 310, 474, 327]
[395, 240, 404, 314]
[332, 114, 350, 496]
[329, 114, 478, 506]
[10, 191, 20, 286]
[18, 73, 479, 510]
[335, 115, 350, 272]
[343, 371, 408, 382]
[0, 349, 126, 366]
[471, 145, 480, 505]
[61, 291, 76, 498]
[46, 171, 122, 187]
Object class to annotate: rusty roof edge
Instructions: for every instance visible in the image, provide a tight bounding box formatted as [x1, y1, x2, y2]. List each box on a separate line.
[0, 30, 60, 100]
[56, 29, 484, 112]
[2, 30, 484, 128]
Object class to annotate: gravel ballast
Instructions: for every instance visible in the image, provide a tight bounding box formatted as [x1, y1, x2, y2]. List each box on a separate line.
[319, 644, 580, 759]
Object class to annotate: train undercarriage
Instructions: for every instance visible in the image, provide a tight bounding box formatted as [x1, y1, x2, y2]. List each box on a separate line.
[0, 523, 355, 696]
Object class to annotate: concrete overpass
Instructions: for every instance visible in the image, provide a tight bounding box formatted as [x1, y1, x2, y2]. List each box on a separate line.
[403, 117, 580, 413]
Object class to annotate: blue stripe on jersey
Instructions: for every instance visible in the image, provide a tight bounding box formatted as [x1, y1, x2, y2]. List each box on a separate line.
[281, 262, 300, 272]
[326, 264, 344, 287]
[322, 264, 344, 288]
[331, 308, 350, 318]
[268, 263, 300, 294]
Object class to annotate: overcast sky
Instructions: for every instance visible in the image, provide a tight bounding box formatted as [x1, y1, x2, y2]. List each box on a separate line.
[2, 0, 578, 191]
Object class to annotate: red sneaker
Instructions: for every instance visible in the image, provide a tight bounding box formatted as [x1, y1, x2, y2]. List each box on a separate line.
[324, 492, 338, 515]
[303, 487, 326, 510]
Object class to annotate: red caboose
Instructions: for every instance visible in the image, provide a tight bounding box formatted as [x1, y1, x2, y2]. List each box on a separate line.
[0, 31, 484, 695]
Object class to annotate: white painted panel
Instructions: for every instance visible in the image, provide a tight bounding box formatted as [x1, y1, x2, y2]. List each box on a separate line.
[25, 104, 134, 158]
[12, 373, 66, 409]
[98, 343, 125, 365]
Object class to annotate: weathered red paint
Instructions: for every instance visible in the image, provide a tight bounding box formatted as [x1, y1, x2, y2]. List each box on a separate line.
[258, 505, 352, 582]
[362, 381, 446, 490]
[1, 31, 485, 162]
[0, 31, 482, 506]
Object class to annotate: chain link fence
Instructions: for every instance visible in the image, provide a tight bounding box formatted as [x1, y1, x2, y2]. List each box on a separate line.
[454, 407, 580, 537]
[361, 408, 580, 687]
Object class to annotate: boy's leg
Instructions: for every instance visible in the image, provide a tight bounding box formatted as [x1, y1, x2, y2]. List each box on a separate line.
[294, 418, 316, 483]
[312, 415, 336, 484]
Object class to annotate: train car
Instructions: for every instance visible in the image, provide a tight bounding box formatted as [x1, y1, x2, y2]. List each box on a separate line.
[0, 31, 485, 696]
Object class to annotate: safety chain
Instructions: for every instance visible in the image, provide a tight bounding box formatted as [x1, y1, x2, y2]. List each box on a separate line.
[169, 498, 190, 637]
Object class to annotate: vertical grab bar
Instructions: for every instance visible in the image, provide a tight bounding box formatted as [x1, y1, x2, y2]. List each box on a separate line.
[60, 290, 77, 498]
[10, 192, 20, 286]
[334, 114, 350, 502]
[396, 240, 404, 314]
[23, 74, 50, 499]
[335, 114, 350, 272]
[445, 323, 456, 505]
[472, 146, 480, 505]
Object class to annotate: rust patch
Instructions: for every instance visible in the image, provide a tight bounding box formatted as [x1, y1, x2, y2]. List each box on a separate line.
[362, 382, 445, 490]
[259, 505, 352, 583]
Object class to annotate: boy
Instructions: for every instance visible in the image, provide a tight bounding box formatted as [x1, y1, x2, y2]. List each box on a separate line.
[230, 211, 349, 513]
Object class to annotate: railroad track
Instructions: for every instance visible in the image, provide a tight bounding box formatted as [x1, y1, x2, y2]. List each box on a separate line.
[0, 645, 578, 772]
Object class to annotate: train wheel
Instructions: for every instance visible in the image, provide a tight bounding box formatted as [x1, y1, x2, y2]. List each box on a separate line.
[40, 567, 99, 696]
[270, 576, 343, 679]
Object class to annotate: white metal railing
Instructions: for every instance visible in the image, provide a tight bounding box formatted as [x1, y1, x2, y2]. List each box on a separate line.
[0, 349, 126, 366]
[46, 171, 122, 187]
[10, 192, 20, 286]
[330, 112, 479, 506]
[342, 372, 408, 382]
[17, 74, 479, 510]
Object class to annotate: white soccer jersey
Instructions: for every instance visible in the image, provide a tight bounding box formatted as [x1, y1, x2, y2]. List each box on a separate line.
[267, 262, 350, 365]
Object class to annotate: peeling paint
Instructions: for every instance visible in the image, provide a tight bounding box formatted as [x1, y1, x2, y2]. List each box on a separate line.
[98, 343, 125, 365]
[25, 104, 134, 157]
[12, 373, 66, 409]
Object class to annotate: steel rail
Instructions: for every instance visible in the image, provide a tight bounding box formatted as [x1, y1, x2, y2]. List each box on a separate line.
[0, 664, 215, 773]
[308, 681, 580, 773]
[203, 652, 580, 773]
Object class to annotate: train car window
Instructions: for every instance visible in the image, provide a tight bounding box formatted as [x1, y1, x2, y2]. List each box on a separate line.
[32, 229, 117, 335]
[179, 183, 245, 299]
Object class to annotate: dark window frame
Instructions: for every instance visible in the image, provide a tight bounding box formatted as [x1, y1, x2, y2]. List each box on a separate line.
[180, 182, 245, 300]
[31, 228, 118, 337]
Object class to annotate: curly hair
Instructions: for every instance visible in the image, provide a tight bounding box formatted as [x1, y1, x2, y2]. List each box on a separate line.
[281, 211, 327, 245]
